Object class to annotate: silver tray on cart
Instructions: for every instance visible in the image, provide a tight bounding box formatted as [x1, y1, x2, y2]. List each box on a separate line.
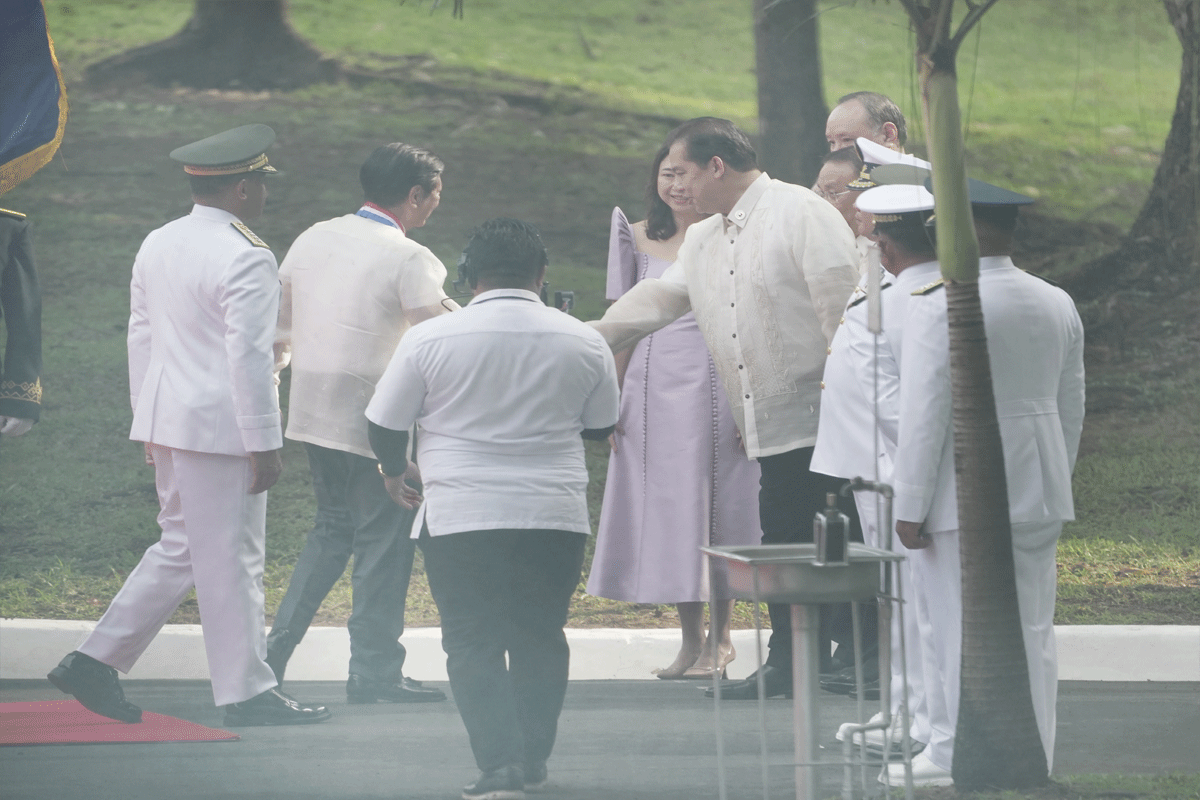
[702, 543, 902, 604]
[701, 542, 911, 800]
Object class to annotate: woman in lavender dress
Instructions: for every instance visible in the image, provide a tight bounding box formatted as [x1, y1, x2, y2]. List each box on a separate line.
[586, 144, 761, 679]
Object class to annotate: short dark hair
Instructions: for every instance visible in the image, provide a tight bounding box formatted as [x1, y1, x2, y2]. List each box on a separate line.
[359, 143, 444, 207]
[822, 145, 864, 171]
[461, 218, 548, 289]
[644, 142, 675, 242]
[666, 117, 758, 173]
[837, 91, 908, 147]
[188, 172, 249, 196]
[875, 214, 936, 259]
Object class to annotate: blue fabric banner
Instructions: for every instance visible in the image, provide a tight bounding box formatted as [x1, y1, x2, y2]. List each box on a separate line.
[1, 0, 68, 195]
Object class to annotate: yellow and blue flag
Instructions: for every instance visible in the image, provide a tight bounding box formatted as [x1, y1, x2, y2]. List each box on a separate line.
[1, 0, 68, 195]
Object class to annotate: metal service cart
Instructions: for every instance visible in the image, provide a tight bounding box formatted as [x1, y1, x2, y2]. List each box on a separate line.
[702, 538, 914, 800]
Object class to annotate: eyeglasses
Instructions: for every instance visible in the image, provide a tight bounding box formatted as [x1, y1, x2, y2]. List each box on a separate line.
[814, 186, 852, 201]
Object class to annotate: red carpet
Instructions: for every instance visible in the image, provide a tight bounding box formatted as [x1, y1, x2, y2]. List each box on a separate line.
[0, 700, 239, 745]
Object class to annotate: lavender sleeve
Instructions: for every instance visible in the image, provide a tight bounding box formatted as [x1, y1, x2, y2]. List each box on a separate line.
[605, 206, 639, 301]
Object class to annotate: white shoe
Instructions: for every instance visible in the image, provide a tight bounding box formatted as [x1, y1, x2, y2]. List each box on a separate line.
[836, 713, 925, 759]
[864, 726, 925, 759]
[880, 751, 953, 787]
[835, 711, 884, 742]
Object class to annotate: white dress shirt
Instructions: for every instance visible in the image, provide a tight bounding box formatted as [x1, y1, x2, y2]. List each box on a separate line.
[366, 289, 620, 537]
[589, 173, 859, 458]
[276, 213, 454, 458]
[128, 204, 281, 455]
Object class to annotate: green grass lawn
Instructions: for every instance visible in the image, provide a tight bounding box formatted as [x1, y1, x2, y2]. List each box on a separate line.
[909, 773, 1200, 800]
[1, 0, 1196, 629]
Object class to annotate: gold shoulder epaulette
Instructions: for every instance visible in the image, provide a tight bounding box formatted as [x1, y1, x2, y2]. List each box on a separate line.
[847, 282, 893, 309]
[0, 208, 27, 220]
[231, 220, 270, 249]
[912, 279, 944, 296]
[1021, 269, 1061, 289]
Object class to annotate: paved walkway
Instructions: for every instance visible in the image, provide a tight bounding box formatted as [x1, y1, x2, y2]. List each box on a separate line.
[3, 622, 1196, 798]
[2, 679, 1197, 800]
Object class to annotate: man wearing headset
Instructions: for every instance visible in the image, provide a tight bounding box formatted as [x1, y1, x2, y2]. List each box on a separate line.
[366, 218, 619, 800]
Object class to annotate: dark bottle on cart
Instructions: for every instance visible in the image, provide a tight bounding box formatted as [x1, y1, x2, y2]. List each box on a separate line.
[814, 492, 849, 566]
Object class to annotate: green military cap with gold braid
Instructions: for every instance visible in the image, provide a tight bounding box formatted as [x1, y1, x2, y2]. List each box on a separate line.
[169, 124, 278, 176]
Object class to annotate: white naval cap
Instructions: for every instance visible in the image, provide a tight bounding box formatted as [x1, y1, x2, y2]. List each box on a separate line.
[848, 138, 931, 190]
[854, 183, 935, 222]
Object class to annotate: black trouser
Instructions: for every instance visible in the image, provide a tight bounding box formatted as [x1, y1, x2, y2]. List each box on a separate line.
[421, 527, 586, 773]
[269, 443, 417, 681]
[757, 447, 874, 671]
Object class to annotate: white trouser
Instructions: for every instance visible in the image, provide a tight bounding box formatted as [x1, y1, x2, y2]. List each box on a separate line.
[854, 490, 929, 745]
[912, 521, 1061, 772]
[79, 445, 278, 706]
[1012, 520, 1061, 770]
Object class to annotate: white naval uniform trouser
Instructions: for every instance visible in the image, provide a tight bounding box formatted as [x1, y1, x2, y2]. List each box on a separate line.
[854, 490, 929, 746]
[911, 520, 1062, 773]
[78, 445, 278, 706]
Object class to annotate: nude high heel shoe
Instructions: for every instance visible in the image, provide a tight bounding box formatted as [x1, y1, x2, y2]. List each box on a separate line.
[680, 644, 736, 679]
[653, 646, 704, 679]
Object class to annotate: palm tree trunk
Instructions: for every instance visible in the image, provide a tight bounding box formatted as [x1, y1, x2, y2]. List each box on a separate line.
[901, 0, 1048, 788]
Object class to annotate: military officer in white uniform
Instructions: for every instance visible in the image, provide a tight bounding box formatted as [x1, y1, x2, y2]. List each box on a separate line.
[48, 125, 330, 727]
[812, 178, 939, 756]
[884, 179, 1086, 785]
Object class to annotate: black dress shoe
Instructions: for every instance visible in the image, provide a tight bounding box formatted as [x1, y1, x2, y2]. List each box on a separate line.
[265, 628, 300, 684]
[705, 664, 792, 699]
[847, 680, 881, 701]
[462, 764, 524, 800]
[47, 651, 142, 723]
[346, 673, 446, 704]
[223, 687, 331, 726]
[820, 664, 880, 696]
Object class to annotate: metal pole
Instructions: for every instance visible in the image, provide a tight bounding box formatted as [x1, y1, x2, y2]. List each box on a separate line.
[754, 569, 771, 800]
[709, 553, 729, 800]
[791, 603, 819, 800]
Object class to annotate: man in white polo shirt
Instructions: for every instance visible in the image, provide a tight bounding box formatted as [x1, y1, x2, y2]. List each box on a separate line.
[367, 218, 619, 800]
[267, 143, 455, 703]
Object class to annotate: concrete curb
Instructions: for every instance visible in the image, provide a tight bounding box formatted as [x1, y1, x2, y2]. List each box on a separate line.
[2, 619, 1197, 683]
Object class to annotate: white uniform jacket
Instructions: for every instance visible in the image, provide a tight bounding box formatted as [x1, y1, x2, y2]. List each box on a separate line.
[810, 261, 895, 483]
[892, 257, 1086, 532]
[128, 204, 283, 456]
[869, 259, 942, 459]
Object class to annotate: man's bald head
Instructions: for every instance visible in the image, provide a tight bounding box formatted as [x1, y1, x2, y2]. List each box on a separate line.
[826, 91, 906, 152]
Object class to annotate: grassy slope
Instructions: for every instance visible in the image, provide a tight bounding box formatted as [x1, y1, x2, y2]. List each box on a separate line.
[1, 0, 1195, 629]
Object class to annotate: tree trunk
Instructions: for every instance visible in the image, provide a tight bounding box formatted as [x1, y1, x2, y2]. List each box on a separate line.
[86, 0, 339, 91]
[903, 0, 1048, 789]
[753, 0, 828, 187]
[1128, 1, 1198, 278]
[1070, 0, 1198, 299]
